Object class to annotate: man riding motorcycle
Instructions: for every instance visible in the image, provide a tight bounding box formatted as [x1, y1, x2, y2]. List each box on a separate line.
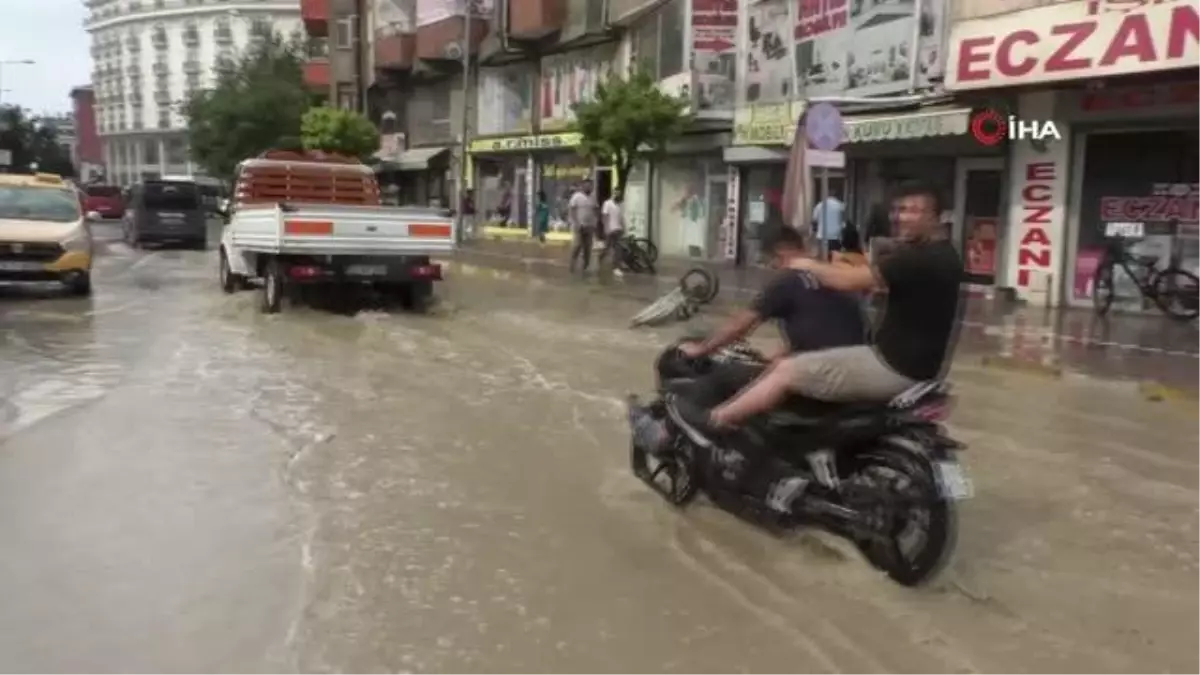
[700, 180, 965, 429]
[670, 225, 867, 409]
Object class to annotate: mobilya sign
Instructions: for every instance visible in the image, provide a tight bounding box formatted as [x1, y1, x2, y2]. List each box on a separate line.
[947, 0, 1199, 90]
[732, 102, 805, 146]
[468, 133, 582, 153]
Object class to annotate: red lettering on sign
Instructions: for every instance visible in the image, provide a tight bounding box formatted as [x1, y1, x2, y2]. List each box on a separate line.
[1099, 195, 1200, 222]
[997, 30, 1040, 76]
[1045, 22, 1098, 71]
[952, 3, 1199, 85]
[1017, 161, 1058, 288]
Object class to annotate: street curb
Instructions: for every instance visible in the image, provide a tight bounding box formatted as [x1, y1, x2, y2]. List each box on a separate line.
[977, 355, 1064, 379]
[1138, 381, 1199, 408]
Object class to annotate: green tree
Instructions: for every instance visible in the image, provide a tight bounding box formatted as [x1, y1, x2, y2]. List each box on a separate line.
[182, 32, 314, 180]
[300, 106, 380, 159]
[570, 67, 691, 194]
[0, 106, 76, 177]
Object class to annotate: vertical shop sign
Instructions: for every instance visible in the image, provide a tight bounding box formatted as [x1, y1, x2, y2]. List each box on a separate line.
[691, 0, 738, 111]
[722, 166, 741, 260]
[794, 0, 947, 98]
[1016, 161, 1057, 289]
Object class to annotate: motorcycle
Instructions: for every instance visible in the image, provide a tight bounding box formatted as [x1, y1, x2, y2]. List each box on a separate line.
[627, 340, 972, 587]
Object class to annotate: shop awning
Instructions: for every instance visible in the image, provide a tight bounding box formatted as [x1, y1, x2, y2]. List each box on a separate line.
[723, 145, 791, 164]
[375, 146, 451, 172]
[842, 106, 972, 144]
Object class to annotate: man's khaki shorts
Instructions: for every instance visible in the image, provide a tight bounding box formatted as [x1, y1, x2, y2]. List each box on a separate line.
[780, 345, 916, 402]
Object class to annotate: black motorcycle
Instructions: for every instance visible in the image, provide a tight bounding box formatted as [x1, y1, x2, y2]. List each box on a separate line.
[628, 341, 971, 587]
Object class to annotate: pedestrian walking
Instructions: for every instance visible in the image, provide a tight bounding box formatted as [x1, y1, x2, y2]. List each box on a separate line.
[568, 179, 599, 274]
[599, 188, 625, 269]
[812, 186, 846, 260]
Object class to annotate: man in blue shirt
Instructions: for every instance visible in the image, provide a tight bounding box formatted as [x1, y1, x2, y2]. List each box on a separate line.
[812, 187, 845, 259]
[675, 226, 866, 406]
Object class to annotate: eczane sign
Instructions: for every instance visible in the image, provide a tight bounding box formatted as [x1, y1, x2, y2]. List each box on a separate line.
[946, 0, 1199, 89]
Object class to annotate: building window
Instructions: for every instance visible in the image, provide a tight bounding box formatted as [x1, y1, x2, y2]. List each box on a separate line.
[157, 112, 171, 130]
[337, 84, 357, 111]
[658, 0, 685, 80]
[335, 17, 355, 49]
[165, 137, 188, 165]
[143, 139, 160, 165]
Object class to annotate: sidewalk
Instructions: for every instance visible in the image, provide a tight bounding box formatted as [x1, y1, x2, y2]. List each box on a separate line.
[451, 238, 1199, 400]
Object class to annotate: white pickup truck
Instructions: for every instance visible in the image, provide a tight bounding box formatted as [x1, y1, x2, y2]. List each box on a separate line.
[217, 151, 456, 313]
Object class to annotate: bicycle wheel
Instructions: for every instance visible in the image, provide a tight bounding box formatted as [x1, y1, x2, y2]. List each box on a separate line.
[632, 237, 659, 263]
[627, 245, 656, 275]
[1151, 268, 1200, 321]
[1092, 263, 1116, 316]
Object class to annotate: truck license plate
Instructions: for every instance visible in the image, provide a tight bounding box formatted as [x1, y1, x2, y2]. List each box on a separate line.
[0, 261, 44, 271]
[347, 264, 387, 276]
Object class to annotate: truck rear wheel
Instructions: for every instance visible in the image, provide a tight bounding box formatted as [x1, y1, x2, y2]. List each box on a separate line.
[400, 280, 433, 312]
[260, 258, 284, 313]
[219, 250, 243, 294]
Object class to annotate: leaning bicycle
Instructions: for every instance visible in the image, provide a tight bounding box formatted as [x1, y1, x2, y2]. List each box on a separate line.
[611, 234, 657, 275]
[1092, 237, 1199, 321]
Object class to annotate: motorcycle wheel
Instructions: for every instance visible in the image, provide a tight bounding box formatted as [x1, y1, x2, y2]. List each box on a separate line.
[847, 443, 957, 587]
[631, 432, 699, 507]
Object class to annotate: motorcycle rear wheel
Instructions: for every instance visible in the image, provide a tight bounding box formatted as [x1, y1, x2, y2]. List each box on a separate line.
[847, 444, 957, 587]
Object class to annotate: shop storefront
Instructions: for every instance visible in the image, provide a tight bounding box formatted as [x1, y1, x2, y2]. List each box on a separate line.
[1061, 79, 1199, 312]
[467, 132, 611, 243]
[725, 105, 1002, 272]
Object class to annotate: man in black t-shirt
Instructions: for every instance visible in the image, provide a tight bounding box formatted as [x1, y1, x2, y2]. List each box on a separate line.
[708, 181, 965, 428]
[675, 227, 866, 406]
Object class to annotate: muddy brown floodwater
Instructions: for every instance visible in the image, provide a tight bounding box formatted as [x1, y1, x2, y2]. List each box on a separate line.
[0, 229, 1196, 673]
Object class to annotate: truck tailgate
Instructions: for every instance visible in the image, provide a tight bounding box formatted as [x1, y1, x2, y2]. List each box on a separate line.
[229, 204, 456, 256]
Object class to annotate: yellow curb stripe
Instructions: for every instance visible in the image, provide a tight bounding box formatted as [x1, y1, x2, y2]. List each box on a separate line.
[979, 355, 1063, 379]
[1132, 379, 1200, 403]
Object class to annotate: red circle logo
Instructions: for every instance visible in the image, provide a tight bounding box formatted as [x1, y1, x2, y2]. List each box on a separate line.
[970, 110, 1007, 146]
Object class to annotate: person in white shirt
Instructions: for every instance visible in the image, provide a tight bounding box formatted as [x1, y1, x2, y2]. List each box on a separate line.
[568, 179, 599, 274]
[599, 188, 625, 267]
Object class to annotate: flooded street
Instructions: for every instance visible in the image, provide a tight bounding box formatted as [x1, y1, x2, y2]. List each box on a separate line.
[1, 223, 1196, 673]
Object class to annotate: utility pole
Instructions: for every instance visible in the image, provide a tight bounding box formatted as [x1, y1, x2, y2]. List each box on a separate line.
[456, 0, 473, 244]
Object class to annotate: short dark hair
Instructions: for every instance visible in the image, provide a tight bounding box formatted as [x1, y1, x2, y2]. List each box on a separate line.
[891, 180, 943, 215]
[761, 225, 809, 253]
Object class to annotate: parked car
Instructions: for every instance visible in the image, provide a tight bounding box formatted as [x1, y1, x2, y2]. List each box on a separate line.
[122, 179, 208, 249]
[83, 184, 125, 219]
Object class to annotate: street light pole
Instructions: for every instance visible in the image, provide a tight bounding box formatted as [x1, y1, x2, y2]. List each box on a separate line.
[456, 1, 473, 244]
[0, 59, 35, 107]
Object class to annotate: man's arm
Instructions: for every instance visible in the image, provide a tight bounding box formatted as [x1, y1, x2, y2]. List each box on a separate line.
[691, 309, 763, 356]
[689, 274, 793, 355]
[791, 258, 881, 292]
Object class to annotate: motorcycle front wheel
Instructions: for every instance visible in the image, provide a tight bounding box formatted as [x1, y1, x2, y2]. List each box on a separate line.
[846, 442, 958, 587]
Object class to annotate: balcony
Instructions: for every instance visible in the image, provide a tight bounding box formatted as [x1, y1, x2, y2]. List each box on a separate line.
[508, 0, 565, 39]
[416, 15, 488, 62]
[375, 31, 416, 70]
[215, 28, 233, 44]
[301, 0, 329, 37]
[155, 90, 172, 105]
[608, 0, 659, 25]
[303, 58, 331, 90]
[184, 60, 201, 74]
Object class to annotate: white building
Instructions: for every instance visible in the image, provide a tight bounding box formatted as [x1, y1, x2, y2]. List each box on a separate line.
[84, 0, 302, 185]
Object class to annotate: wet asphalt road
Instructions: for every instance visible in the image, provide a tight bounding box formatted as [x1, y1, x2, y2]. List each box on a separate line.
[0, 222, 1196, 673]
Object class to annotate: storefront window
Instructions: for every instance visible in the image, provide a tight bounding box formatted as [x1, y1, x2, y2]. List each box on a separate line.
[655, 157, 725, 259]
[539, 155, 592, 234]
[476, 157, 529, 229]
[623, 162, 650, 238]
[1073, 129, 1199, 309]
[741, 163, 787, 266]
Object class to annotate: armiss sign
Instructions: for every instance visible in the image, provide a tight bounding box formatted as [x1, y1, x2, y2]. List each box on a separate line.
[947, 0, 1198, 89]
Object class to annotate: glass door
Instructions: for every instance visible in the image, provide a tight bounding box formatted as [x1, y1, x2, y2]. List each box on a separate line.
[954, 158, 1005, 286]
[705, 175, 727, 259]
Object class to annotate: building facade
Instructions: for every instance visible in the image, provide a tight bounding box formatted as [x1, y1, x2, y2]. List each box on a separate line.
[945, 0, 1199, 308]
[84, 0, 302, 185]
[69, 85, 105, 181]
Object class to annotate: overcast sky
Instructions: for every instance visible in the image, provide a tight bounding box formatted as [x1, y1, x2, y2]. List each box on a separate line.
[2, 0, 90, 114]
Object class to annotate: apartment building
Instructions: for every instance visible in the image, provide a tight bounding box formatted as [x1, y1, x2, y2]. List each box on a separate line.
[301, 0, 374, 111]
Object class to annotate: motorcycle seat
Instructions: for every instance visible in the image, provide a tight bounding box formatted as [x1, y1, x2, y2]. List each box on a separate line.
[767, 381, 948, 428]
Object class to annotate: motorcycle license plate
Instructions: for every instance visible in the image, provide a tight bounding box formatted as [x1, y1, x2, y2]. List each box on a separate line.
[934, 461, 973, 500]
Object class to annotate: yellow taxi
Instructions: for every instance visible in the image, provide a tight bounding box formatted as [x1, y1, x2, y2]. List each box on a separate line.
[0, 172, 94, 295]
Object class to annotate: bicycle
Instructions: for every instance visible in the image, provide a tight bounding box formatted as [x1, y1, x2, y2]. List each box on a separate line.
[1092, 237, 1199, 321]
[610, 234, 658, 274]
